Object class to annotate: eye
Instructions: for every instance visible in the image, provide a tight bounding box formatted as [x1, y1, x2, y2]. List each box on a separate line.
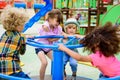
[68, 26, 72, 29]
[73, 27, 76, 29]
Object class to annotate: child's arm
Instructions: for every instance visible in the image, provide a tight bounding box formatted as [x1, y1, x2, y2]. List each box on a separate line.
[47, 31, 68, 42]
[62, 31, 68, 38]
[58, 44, 92, 62]
[25, 34, 34, 38]
[47, 38, 59, 42]
[19, 34, 26, 55]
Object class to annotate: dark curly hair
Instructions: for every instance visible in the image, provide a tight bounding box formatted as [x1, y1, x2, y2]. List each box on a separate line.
[80, 22, 120, 57]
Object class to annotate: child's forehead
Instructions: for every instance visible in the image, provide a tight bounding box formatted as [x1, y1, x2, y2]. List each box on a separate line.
[51, 17, 57, 20]
[66, 24, 77, 27]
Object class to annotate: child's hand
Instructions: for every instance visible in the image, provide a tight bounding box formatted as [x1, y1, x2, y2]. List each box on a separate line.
[63, 33, 68, 39]
[62, 32, 68, 38]
[26, 35, 34, 39]
[58, 44, 66, 51]
[42, 25, 49, 32]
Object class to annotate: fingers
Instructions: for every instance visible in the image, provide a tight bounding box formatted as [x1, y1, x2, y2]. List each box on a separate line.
[58, 44, 64, 50]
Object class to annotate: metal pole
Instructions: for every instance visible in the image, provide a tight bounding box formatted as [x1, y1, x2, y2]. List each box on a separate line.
[52, 49, 64, 80]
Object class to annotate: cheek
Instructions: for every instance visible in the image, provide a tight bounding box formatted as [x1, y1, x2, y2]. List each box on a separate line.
[22, 27, 24, 30]
[53, 21, 57, 25]
[66, 29, 71, 33]
[20, 26, 24, 31]
[72, 28, 77, 32]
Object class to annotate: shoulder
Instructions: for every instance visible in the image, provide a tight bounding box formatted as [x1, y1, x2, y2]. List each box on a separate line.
[20, 33, 25, 38]
[89, 51, 101, 58]
[43, 21, 49, 27]
[57, 25, 62, 31]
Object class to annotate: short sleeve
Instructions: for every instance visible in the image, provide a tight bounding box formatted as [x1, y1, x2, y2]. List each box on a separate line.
[89, 53, 101, 67]
[58, 25, 62, 34]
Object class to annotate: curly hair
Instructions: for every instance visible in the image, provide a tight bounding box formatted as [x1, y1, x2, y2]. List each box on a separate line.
[0, 6, 29, 31]
[80, 22, 120, 57]
[47, 9, 63, 25]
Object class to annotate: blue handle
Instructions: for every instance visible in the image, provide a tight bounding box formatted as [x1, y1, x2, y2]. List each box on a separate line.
[0, 73, 31, 80]
[22, 0, 52, 32]
[26, 35, 84, 49]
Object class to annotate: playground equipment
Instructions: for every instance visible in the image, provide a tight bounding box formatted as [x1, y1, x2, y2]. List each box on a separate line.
[14, 2, 26, 8]
[0, 0, 45, 9]
[99, 76, 120, 80]
[0, 0, 7, 9]
[14, 0, 45, 9]
[33, 3, 44, 9]
[55, 0, 114, 34]
[0, 73, 31, 80]
[26, 35, 88, 80]
[100, 4, 120, 26]
[22, 0, 52, 32]
[25, 35, 120, 80]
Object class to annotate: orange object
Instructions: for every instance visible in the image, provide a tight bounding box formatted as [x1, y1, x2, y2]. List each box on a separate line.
[14, 0, 26, 3]
[27, 1, 32, 8]
[103, 0, 111, 3]
[0, 0, 7, 9]
[26, 0, 34, 8]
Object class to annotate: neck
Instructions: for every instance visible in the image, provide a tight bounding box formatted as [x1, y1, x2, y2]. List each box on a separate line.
[50, 25, 55, 30]
[95, 47, 100, 51]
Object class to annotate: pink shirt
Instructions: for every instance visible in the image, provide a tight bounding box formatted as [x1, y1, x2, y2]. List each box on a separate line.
[38, 21, 62, 51]
[89, 51, 120, 77]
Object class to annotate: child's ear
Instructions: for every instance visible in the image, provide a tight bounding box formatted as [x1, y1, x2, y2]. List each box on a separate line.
[16, 26, 23, 32]
[16, 26, 20, 31]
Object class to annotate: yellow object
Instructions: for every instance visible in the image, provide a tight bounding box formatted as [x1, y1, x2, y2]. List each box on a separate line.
[78, 61, 96, 68]
[20, 61, 25, 67]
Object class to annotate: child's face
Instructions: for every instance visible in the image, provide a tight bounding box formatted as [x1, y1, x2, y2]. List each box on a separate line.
[66, 24, 77, 35]
[49, 18, 59, 27]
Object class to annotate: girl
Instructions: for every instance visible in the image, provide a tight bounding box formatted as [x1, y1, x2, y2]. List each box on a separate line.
[58, 22, 120, 79]
[35, 9, 64, 80]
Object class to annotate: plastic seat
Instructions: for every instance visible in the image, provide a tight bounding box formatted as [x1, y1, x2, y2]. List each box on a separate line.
[99, 76, 120, 80]
[0, 73, 31, 80]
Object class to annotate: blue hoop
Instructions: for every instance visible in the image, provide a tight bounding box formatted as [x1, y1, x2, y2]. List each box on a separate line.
[26, 35, 83, 49]
[26, 35, 83, 80]
[0, 73, 31, 80]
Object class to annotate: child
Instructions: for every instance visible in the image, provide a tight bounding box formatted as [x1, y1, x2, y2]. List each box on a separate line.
[0, 6, 30, 79]
[35, 9, 64, 80]
[58, 22, 120, 79]
[63, 18, 80, 80]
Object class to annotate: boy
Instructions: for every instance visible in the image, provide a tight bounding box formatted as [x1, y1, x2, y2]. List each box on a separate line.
[0, 6, 30, 79]
[63, 18, 80, 80]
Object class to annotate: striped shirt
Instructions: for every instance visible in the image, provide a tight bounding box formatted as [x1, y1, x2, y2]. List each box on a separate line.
[0, 31, 26, 75]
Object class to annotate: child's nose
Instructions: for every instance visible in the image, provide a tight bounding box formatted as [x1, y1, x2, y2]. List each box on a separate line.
[55, 23, 59, 26]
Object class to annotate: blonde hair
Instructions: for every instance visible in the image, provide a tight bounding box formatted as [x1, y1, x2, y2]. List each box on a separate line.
[0, 6, 29, 31]
[64, 24, 77, 32]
